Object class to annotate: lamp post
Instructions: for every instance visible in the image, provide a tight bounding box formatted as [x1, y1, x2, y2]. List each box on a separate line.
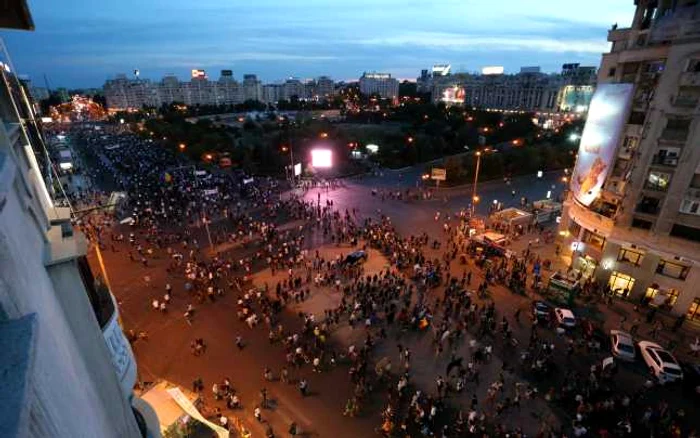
[471, 151, 482, 216]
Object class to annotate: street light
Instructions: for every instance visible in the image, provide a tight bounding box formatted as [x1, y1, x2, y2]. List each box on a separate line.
[471, 151, 482, 216]
[178, 143, 186, 151]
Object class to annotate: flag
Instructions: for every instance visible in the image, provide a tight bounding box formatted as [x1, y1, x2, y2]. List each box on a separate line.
[164, 172, 173, 183]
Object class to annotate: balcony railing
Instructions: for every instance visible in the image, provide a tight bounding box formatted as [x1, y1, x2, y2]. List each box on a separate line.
[670, 95, 699, 108]
[660, 129, 689, 142]
[636, 199, 661, 215]
[651, 154, 679, 167]
[680, 71, 700, 87]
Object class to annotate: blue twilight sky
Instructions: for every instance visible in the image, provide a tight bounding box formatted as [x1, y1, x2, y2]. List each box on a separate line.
[1, 0, 633, 88]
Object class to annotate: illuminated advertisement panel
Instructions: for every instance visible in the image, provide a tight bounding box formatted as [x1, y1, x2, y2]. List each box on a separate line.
[571, 83, 634, 206]
[311, 149, 332, 168]
[441, 86, 465, 105]
[191, 69, 207, 79]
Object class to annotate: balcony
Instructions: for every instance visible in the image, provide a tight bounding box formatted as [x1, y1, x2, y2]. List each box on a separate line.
[679, 71, 700, 87]
[670, 95, 699, 109]
[636, 196, 662, 215]
[659, 128, 689, 143]
[650, 154, 679, 167]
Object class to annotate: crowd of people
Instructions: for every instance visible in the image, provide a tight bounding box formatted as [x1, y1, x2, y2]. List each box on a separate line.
[62, 124, 698, 438]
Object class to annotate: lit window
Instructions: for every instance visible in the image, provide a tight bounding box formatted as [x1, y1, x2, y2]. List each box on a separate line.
[656, 259, 690, 280]
[617, 248, 644, 266]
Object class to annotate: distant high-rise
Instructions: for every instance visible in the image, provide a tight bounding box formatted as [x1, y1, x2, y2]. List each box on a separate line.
[359, 72, 399, 99]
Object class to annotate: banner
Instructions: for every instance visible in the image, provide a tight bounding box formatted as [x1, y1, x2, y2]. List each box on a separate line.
[571, 83, 634, 206]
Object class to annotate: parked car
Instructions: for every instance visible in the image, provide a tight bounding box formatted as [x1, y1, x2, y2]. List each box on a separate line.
[554, 307, 576, 329]
[610, 330, 636, 361]
[638, 340, 683, 384]
[532, 301, 552, 323]
[342, 250, 368, 266]
[680, 362, 700, 398]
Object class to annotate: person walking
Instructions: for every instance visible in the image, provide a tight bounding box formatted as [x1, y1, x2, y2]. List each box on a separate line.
[298, 379, 308, 396]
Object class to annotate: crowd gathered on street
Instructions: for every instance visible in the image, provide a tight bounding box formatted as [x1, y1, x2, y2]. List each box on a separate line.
[61, 124, 699, 438]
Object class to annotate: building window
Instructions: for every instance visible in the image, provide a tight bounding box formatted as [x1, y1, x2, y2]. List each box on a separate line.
[645, 171, 671, 191]
[631, 217, 653, 229]
[670, 224, 700, 242]
[608, 67, 616, 77]
[636, 196, 661, 215]
[687, 298, 700, 321]
[656, 259, 690, 280]
[609, 271, 635, 297]
[687, 59, 700, 73]
[645, 287, 680, 307]
[617, 248, 644, 266]
[582, 229, 605, 250]
[680, 199, 700, 215]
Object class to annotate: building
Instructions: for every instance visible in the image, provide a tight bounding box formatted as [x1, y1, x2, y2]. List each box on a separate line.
[559, 0, 700, 320]
[314, 75, 335, 101]
[0, 4, 157, 437]
[282, 77, 305, 101]
[430, 65, 596, 112]
[104, 74, 160, 109]
[359, 72, 399, 99]
[262, 83, 283, 104]
[242, 74, 262, 102]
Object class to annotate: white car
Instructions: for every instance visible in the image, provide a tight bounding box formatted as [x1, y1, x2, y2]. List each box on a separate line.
[554, 308, 576, 328]
[610, 330, 636, 361]
[638, 340, 683, 384]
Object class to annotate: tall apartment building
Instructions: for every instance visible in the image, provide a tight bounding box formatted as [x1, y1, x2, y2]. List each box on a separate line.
[242, 74, 262, 102]
[0, 4, 157, 437]
[560, 0, 700, 320]
[429, 65, 596, 112]
[359, 72, 400, 99]
[104, 71, 335, 109]
[315, 75, 335, 100]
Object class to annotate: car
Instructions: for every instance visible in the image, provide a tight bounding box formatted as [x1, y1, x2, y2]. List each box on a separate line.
[680, 362, 700, 398]
[342, 250, 368, 266]
[638, 340, 683, 384]
[610, 330, 636, 361]
[532, 301, 552, 323]
[554, 307, 576, 328]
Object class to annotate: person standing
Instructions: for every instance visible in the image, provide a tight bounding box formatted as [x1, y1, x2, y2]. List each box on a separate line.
[298, 379, 308, 396]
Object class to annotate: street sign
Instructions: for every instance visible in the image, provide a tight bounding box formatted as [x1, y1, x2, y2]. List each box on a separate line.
[431, 168, 446, 181]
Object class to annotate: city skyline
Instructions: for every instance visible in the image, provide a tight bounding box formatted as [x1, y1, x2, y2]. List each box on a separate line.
[1, 0, 631, 88]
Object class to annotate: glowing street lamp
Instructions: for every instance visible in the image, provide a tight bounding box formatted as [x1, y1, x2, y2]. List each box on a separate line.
[407, 136, 414, 144]
[319, 132, 328, 138]
[178, 143, 186, 151]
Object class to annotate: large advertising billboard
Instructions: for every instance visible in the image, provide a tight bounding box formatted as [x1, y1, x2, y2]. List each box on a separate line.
[441, 86, 465, 105]
[571, 83, 634, 206]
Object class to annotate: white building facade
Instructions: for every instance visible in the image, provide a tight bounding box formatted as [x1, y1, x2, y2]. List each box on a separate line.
[359, 72, 400, 99]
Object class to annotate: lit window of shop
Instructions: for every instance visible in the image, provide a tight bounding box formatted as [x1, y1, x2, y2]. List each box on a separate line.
[687, 298, 700, 321]
[645, 171, 671, 191]
[645, 287, 680, 307]
[617, 248, 644, 266]
[656, 259, 690, 280]
[609, 271, 635, 297]
[582, 229, 605, 250]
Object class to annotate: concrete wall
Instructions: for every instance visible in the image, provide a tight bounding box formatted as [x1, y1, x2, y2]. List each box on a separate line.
[0, 155, 140, 437]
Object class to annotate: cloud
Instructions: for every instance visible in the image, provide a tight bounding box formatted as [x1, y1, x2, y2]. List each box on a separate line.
[355, 31, 609, 54]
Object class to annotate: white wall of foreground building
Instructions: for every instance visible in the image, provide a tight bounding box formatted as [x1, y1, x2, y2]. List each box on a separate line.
[0, 167, 142, 437]
[561, 197, 699, 319]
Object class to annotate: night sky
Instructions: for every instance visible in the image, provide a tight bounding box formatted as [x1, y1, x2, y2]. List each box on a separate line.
[1, 0, 632, 88]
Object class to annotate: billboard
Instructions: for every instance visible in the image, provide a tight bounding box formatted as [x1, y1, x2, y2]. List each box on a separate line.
[482, 66, 504, 75]
[431, 168, 446, 181]
[191, 69, 207, 79]
[293, 163, 302, 176]
[221, 69, 233, 77]
[441, 86, 465, 105]
[570, 83, 634, 206]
